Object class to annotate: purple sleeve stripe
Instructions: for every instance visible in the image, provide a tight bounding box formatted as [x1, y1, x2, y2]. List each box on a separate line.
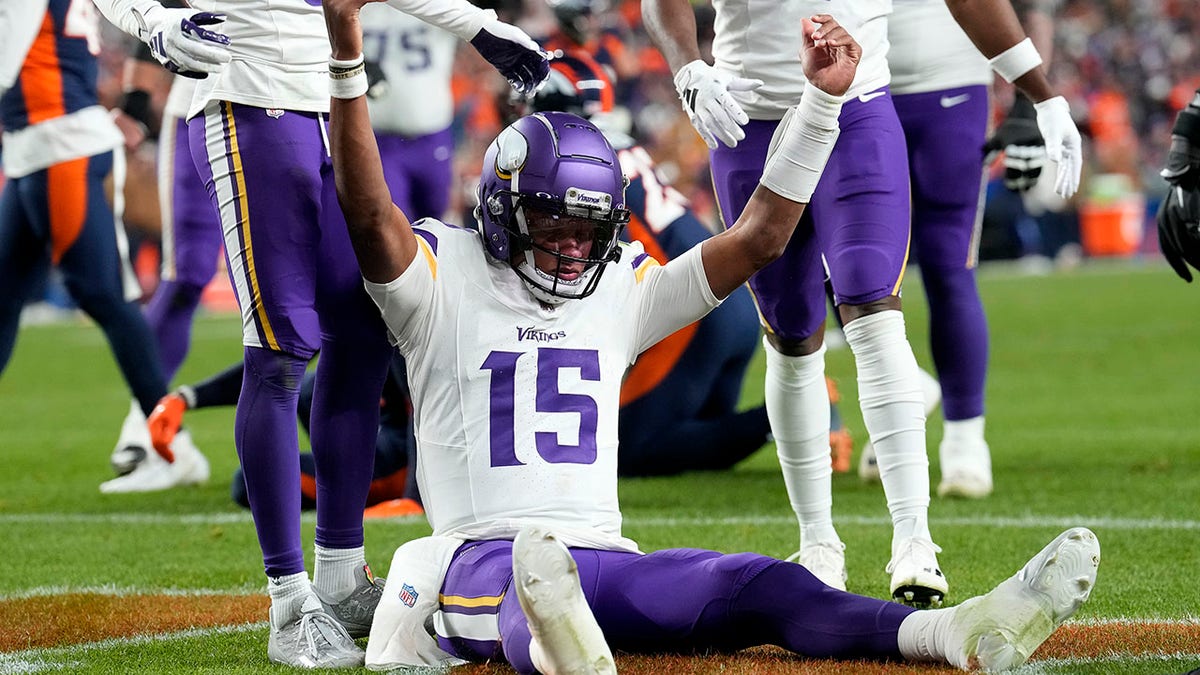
[630, 252, 650, 270]
[414, 227, 439, 255]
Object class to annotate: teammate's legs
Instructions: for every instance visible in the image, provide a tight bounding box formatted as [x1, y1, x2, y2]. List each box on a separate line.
[308, 137, 392, 603]
[711, 119, 844, 586]
[0, 177, 51, 371]
[812, 92, 943, 603]
[143, 115, 223, 381]
[397, 127, 454, 220]
[191, 102, 324, 580]
[894, 86, 992, 498]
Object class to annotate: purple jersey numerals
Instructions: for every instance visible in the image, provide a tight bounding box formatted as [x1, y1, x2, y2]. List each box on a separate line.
[481, 348, 600, 467]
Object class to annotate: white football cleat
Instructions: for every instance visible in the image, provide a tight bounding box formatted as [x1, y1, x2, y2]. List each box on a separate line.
[99, 429, 209, 493]
[787, 541, 848, 591]
[110, 400, 152, 476]
[268, 594, 365, 669]
[938, 438, 993, 499]
[946, 527, 1100, 671]
[513, 527, 615, 675]
[888, 537, 948, 607]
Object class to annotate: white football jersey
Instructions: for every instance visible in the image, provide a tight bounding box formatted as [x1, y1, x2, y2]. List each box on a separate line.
[888, 0, 991, 95]
[711, 0, 892, 119]
[360, 4, 457, 136]
[163, 75, 197, 119]
[183, 0, 329, 118]
[364, 219, 720, 551]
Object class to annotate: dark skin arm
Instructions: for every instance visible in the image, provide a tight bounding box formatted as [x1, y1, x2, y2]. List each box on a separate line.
[943, 0, 1054, 102]
[699, 16, 859, 300]
[323, 0, 416, 284]
[641, 0, 705, 74]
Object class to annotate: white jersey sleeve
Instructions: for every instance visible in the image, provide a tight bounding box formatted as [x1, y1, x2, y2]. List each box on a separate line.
[888, 0, 991, 95]
[362, 221, 719, 551]
[624, 242, 720, 356]
[360, 4, 457, 136]
[711, 0, 892, 119]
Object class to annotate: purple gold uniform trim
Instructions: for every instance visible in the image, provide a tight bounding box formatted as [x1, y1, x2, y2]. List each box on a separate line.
[439, 592, 504, 611]
[631, 252, 657, 283]
[220, 101, 279, 350]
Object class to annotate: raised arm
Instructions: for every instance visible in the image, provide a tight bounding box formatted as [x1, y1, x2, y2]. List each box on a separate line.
[323, 0, 416, 284]
[700, 16, 858, 299]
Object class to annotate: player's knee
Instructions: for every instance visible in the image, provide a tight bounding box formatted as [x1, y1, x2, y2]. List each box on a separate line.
[838, 296, 901, 325]
[166, 279, 207, 309]
[765, 332, 824, 357]
[243, 346, 308, 394]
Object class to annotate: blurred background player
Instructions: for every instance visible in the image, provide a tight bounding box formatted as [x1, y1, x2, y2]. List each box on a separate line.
[523, 50, 772, 477]
[110, 30, 225, 479]
[0, 0, 209, 492]
[1157, 87, 1200, 282]
[91, 0, 547, 667]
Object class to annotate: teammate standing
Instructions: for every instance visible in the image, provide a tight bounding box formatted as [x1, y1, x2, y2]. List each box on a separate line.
[90, 0, 547, 666]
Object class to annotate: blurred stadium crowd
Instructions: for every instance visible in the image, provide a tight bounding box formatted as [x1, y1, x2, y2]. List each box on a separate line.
[15, 0, 1200, 308]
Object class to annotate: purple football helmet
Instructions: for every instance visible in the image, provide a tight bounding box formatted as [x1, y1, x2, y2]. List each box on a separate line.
[476, 111, 630, 302]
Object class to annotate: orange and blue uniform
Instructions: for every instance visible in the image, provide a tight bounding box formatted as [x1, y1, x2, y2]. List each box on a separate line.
[0, 0, 170, 422]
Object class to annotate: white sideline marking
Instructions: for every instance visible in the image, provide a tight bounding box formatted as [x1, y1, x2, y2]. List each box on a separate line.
[0, 623, 265, 675]
[2, 512, 1198, 531]
[1, 585, 263, 600]
[1010, 651, 1200, 674]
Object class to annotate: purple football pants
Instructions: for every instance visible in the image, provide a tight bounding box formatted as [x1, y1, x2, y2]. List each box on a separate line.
[189, 102, 391, 576]
[710, 89, 912, 342]
[893, 85, 990, 421]
[434, 540, 913, 672]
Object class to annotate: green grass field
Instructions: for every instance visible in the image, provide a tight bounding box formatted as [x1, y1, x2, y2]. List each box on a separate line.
[1, 260, 1198, 674]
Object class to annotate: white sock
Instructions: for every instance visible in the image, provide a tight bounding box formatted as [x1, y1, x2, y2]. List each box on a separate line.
[943, 416, 986, 446]
[764, 339, 840, 548]
[843, 311, 932, 548]
[313, 544, 365, 603]
[267, 571, 312, 627]
[897, 606, 963, 667]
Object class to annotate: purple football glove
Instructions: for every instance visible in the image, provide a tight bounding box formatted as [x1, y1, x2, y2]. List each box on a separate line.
[469, 19, 550, 97]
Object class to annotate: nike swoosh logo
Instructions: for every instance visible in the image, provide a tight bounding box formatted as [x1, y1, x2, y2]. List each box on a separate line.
[858, 91, 886, 103]
[940, 93, 971, 108]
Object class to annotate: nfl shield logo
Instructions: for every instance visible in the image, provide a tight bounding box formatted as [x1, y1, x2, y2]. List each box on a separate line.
[265, 108, 285, 119]
[399, 583, 419, 607]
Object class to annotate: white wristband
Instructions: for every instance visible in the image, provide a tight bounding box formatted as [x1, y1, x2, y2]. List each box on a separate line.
[759, 86, 843, 203]
[329, 54, 368, 99]
[989, 38, 1043, 83]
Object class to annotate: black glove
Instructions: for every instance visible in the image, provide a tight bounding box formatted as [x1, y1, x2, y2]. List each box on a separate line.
[365, 59, 389, 100]
[984, 93, 1045, 192]
[1157, 92, 1200, 282]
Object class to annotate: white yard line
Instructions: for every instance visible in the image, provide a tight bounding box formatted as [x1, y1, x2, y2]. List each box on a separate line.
[2, 512, 1197, 530]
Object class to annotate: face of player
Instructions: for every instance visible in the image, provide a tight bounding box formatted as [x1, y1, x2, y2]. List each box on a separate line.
[520, 210, 596, 281]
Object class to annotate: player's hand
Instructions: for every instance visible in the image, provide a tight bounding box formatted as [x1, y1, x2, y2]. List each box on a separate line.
[983, 94, 1045, 192]
[1032, 96, 1083, 199]
[1157, 185, 1200, 282]
[801, 15, 860, 100]
[673, 60, 762, 149]
[1156, 100, 1200, 282]
[139, 8, 231, 79]
[470, 19, 551, 97]
[147, 393, 188, 462]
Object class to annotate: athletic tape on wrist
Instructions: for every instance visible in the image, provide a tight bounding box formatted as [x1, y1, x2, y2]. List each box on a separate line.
[329, 54, 368, 99]
[759, 87, 843, 203]
[989, 38, 1043, 83]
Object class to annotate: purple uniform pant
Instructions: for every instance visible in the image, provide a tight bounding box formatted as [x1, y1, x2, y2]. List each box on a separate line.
[892, 85, 990, 420]
[376, 126, 453, 221]
[710, 89, 911, 341]
[435, 540, 912, 673]
[143, 115, 224, 381]
[189, 102, 391, 575]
